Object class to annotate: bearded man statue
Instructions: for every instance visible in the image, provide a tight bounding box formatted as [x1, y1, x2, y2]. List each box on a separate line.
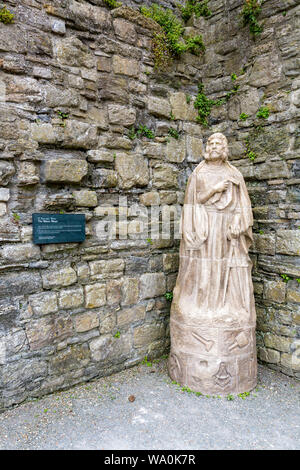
[168, 132, 257, 395]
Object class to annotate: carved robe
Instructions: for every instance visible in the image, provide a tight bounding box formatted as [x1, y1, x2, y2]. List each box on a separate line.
[169, 160, 257, 395]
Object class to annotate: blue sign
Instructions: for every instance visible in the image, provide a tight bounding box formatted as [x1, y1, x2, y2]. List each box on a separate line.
[32, 213, 85, 245]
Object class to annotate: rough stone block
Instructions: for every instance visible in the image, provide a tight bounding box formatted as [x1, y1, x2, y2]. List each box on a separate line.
[106, 279, 123, 305]
[44, 159, 88, 183]
[139, 191, 160, 206]
[59, 287, 84, 309]
[115, 153, 149, 189]
[89, 332, 132, 363]
[91, 169, 117, 188]
[29, 292, 58, 316]
[152, 163, 178, 189]
[121, 278, 139, 306]
[108, 104, 136, 127]
[113, 19, 137, 44]
[163, 253, 179, 273]
[90, 259, 125, 278]
[85, 283, 106, 308]
[140, 273, 166, 299]
[87, 150, 114, 163]
[277, 230, 300, 256]
[166, 137, 186, 163]
[264, 333, 292, 353]
[42, 267, 77, 288]
[133, 322, 165, 348]
[186, 135, 204, 163]
[263, 280, 286, 303]
[73, 190, 98, 207]
[148, 96, 171, 118]
[117, 305, 145, 327]
[75, 312, 99, 333]
[252, 233, 276, 255]
[54, 36, 95, 68]
[112, 55, 139, 77]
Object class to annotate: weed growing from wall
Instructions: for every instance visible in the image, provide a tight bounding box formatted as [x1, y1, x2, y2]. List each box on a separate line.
[241, 0, 263, 37]
[178, 0, 212, 22]
[0, 5, 14, 23]
[103, 0, 122, 9]
[140, 4, 205, 69]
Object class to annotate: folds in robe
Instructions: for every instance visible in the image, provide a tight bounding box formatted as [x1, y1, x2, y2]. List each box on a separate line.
[172, 161, 256, 329]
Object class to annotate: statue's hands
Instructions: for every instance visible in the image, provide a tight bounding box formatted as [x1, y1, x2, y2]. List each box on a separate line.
[228, 214, 241, 239]
[214, 180, 230, 194]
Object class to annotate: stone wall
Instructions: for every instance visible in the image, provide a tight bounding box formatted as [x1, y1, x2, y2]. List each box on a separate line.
[0, 0, 299, 410]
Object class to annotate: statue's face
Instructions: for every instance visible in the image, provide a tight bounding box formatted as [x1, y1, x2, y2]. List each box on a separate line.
[207, 136, 224, 161]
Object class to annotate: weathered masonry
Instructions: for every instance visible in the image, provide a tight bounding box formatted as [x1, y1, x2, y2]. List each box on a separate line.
[0, 0, 299, 411]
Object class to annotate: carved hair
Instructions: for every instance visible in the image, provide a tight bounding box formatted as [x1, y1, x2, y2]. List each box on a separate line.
[204, 132, 229, 162]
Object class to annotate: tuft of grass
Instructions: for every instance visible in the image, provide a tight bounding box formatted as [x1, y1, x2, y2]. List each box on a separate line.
[168, 128, 180, 139]
[0, 5, 14, 24]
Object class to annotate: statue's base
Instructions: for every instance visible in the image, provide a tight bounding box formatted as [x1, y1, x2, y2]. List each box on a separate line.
[168, 318, 257, 396]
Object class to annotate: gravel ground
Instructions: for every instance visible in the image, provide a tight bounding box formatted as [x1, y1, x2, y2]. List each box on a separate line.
[0, 360, 299, 450]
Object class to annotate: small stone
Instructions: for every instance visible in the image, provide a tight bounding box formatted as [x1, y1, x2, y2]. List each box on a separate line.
[139, 192, 160, 206]
[0, 188, 9, 202]
[17, 162, 39, 186]
[128, 395, 135, 402]
[51, 19, 66, 35]
[163, 253, 179, 273]
[91, 169, 117, 188]
[113, 19, 137, 44]
[87, 150, 114, 163]
[0, 161, 15, 186]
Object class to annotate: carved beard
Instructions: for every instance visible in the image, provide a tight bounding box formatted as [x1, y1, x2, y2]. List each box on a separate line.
[205, 148, 226, 161]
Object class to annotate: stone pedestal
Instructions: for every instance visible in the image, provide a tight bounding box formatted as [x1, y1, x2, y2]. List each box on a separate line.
[168, 318, 257, 395]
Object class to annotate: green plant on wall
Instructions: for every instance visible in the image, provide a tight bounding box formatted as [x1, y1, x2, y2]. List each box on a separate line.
[241, 0, 263, 37]
[178, 0, 212, 22]
[140, 4, 205, 69]
[103, 0, 122, 9]
[256, 106, 270, 119]
[0, 5, 14, 23]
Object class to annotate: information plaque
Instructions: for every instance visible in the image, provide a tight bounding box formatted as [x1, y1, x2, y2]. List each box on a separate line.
[32, 213, 85, 245]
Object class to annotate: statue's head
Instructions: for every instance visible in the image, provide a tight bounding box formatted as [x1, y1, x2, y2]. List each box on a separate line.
[204, 133, 229, 162]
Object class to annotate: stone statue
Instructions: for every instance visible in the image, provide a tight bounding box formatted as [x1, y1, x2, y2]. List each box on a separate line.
[168, 132, 257, 395]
